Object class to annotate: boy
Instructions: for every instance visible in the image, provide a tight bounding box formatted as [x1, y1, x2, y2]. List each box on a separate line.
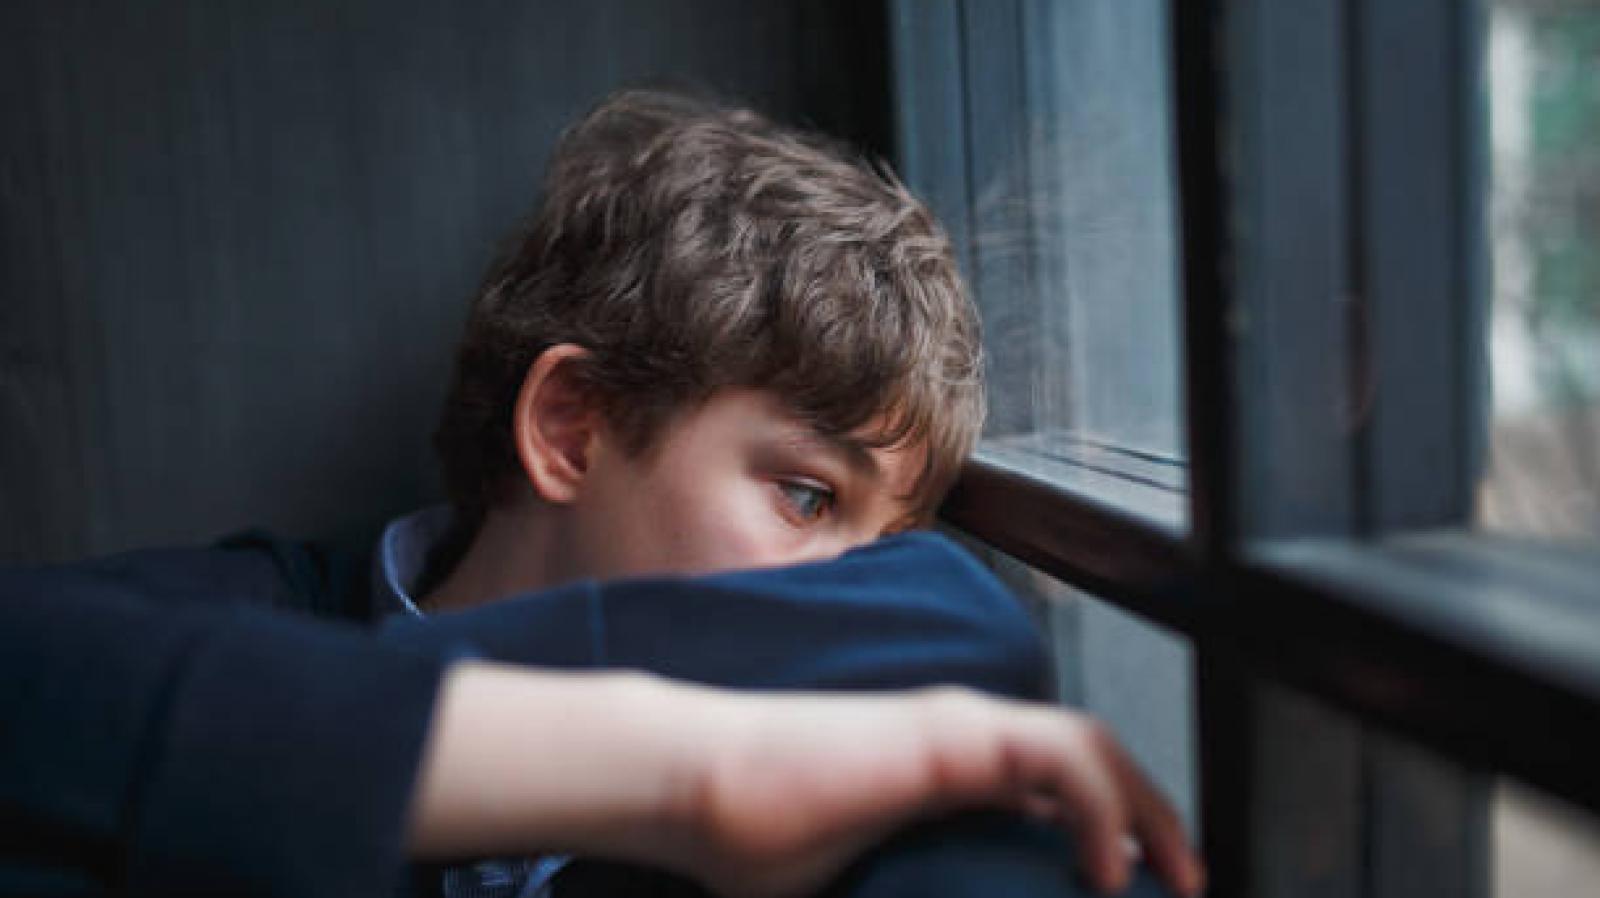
[0, 91, 1201, 898]
[384, 88, 1196, 897]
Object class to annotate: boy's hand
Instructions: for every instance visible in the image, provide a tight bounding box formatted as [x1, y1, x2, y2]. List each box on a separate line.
[673, 685, 1204, 898]
[409, 664, 1203, 898]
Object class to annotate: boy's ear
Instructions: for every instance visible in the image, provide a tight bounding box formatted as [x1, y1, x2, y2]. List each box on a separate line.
[511, 344, 604, 504]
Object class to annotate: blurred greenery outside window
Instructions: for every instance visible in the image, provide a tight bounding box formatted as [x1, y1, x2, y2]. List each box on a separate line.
[1484, 2, 1600, 893]
[1482, 0, 1600, 542]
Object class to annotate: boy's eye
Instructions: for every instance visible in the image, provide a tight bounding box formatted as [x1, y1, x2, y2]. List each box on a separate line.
[777, 479, 835, 522]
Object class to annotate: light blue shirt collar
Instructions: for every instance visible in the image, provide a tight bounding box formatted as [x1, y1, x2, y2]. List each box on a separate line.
[373, 505, 455, 618]
[372, 505, 568, 898]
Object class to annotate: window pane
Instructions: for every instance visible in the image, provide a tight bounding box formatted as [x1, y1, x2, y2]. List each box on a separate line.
[893, 0, 1186, 526]
[1495, 778, 1600, 897]
[1481, 0, 1600, 542]
[978, 545, 1197, 831]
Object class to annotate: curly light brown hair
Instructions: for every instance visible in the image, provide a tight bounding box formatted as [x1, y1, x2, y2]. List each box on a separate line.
[434, 89, 983, 536]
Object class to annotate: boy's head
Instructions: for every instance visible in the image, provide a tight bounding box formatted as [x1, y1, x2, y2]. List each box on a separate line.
[431, 90, 982, 586]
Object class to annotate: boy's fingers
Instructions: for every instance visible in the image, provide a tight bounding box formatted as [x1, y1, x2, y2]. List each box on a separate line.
[1011, 708, 1205, 897]
[1104, 731, 1205, 898]
[1013, 789, 1062, 821]
[914, 694, 1202, 896]
[1009, 712, 1133, 894]
[1129, 788, 1204, 897]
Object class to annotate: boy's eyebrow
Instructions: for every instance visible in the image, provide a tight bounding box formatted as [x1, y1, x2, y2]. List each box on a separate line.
[801, 430, 881, 480]
[781, 424, 928, 516]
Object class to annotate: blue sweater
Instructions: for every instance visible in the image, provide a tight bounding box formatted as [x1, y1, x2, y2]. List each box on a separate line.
[0, 531, 1052, 897]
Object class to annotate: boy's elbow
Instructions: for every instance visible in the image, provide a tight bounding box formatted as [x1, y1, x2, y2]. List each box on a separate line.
[838, 531, 1052, 701]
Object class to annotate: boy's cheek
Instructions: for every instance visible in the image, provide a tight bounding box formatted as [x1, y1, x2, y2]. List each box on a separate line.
[573, 481, 790, 580]
[652, 496, 807, 575]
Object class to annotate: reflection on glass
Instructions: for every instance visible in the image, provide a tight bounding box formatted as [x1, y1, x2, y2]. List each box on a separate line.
[1481, 1, 1600, 542]
[1013, 0, 1186, 530]
[897, 0, 1187, 526]
[988, 1, 1184, 459]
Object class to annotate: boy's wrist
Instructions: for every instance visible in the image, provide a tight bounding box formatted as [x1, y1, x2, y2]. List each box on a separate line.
[607, 672, 738, 874]
[408, 664, 708, 864]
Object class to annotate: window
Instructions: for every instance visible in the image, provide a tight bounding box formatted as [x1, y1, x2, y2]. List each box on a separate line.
[895, 0, 1600, 895]
[892, 0, 1186, 532]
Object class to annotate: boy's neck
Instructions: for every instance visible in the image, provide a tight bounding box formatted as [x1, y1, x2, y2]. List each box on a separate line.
[421, 505, 563, 613]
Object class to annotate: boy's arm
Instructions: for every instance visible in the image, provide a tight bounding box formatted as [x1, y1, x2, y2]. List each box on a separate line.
[411, 662, 1203, 898]
[392, 536, 1200, 897]
[383, 531, 1051, 699]
[0, 576, 446, 897]
[0, 574, 1199, 898]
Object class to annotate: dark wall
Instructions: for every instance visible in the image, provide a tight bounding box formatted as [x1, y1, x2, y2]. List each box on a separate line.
[0, 0, 890, 561]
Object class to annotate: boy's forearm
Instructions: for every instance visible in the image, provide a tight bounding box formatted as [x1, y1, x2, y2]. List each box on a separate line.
[406, 662, 703, 867]
[406, 662, 1203, 898]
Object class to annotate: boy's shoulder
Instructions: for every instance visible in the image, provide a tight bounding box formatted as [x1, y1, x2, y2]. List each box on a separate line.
[0, 531, 375, 622]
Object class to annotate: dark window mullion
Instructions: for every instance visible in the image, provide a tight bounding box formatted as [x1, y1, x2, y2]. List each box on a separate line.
[1172, 0, 1236, 564]
[1189, 0, 1369, 895]
[1354, 0, 1493, 894]
[1170, 0, 1252, 891]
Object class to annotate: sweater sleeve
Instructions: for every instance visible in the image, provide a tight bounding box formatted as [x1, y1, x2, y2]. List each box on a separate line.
[382, 531, 1051, 701]
[0, 573, 449, 898]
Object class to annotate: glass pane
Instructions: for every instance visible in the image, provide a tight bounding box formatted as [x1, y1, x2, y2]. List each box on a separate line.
[1495, 778, 1600, 897]
[1481, 0, 1600, 542]
[894, 0, 1187, 526]
[977, 545, 1197, 831]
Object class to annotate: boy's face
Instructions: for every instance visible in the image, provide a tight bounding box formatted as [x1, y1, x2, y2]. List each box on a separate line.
[564, 389, 927, 581]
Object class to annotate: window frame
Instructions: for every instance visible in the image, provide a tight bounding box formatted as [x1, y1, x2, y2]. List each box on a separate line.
[898, 0, 1600, 894]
